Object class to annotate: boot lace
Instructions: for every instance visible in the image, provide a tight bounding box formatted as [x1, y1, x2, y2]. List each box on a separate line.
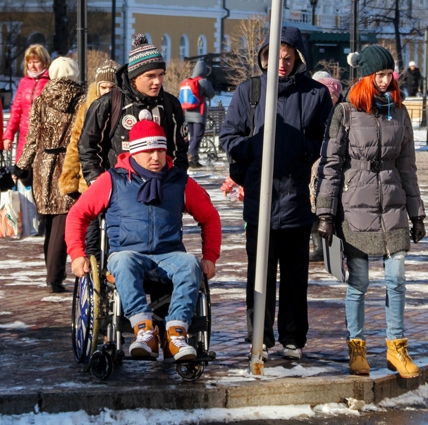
[170, 336, 189, 348]
[137, 329, 155, 344]
[350, 343, 366, 360]
[395, 344, 411, 362]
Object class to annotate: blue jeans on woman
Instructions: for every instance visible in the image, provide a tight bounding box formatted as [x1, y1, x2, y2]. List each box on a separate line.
[346, 250, 406, 341]
[107, 250, 202, 326]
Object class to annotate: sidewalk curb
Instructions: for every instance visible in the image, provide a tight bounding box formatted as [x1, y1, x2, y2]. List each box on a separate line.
[2, 366, 427, 415]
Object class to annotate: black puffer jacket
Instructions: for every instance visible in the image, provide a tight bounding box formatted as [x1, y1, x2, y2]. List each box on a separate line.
[78, 64, 188, 184]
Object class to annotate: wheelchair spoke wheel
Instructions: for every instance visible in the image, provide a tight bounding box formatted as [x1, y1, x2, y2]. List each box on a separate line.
[176, 362, 204, 381]
[71, 255, 101, 370]
[72, 275, 92, 363]
[91, 350, 113, 380]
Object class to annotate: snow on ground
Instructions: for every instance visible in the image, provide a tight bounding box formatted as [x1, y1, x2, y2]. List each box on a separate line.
[3, 383, 428, 424]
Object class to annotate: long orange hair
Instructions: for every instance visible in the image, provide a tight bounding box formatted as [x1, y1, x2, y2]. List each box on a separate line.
[348, 73, 402, 113]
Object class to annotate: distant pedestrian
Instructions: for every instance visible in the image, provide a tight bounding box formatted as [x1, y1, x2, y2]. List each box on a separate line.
[180, 60, 215, 168]
[3, 44, 51, 161]
[402, 61, 423, 97]
[317, 45, 426, 378]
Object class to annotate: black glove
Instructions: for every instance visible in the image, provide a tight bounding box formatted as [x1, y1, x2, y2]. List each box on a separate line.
[411, 217, 426, 243]
[12, 164, 29, 180]
[67, 191, 81, 201]
[318, 215, 335, 247]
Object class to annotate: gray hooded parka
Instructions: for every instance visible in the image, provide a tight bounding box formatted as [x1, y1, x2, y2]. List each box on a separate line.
[316, 100, 425, 256]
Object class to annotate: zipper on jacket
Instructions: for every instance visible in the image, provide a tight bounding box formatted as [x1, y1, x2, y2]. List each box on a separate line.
[375, 116, 391, 257]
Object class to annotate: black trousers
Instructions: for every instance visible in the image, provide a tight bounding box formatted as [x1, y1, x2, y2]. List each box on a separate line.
[43, 214, 68, 284]
[245, 223, 311, 349]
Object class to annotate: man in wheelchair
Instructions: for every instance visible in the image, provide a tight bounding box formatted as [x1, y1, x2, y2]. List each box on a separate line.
[65, 118, 221, 362]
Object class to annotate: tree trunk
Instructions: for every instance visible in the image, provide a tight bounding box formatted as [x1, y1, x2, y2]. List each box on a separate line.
[393, 0, 403, 72]
[53, 0, 69, 55]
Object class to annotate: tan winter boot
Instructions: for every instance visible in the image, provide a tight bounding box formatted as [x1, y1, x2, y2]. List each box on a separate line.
[129, 320, 159, 358]
[347, 339, 370, 375]
[386, 338, 419, 378]
[162, 323, 196, 363]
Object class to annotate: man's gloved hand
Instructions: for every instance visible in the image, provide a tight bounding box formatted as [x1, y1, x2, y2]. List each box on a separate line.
[411, 217, 426, 243]
[318, 215, 335, 247]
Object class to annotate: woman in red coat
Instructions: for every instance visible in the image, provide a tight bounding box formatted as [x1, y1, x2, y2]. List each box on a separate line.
[3, 44, 51, 161]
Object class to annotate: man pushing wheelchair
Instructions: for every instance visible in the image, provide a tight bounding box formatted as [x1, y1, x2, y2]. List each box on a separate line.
[65, 118, 221, 362]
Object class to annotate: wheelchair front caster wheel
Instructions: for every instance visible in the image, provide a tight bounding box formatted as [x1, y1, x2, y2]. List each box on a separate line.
[176, 362, 204, 381]
[91, 350, 113, 380]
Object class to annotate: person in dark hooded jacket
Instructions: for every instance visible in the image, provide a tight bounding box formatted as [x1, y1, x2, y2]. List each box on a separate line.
[220, 26, 332, 361]
[182, 60, 216, 168]
[78, 34, 189, 185]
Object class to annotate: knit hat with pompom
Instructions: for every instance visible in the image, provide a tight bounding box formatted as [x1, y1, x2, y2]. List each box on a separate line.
[347, 45, 395, 77]
[128, 34, 165, 80]
[129, 118, 167, 155]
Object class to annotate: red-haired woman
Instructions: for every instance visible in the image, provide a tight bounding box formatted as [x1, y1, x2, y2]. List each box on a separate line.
[315, 45, 425, 379]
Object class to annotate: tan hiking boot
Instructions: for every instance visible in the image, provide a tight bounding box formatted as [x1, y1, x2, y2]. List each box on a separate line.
[129, 320, 159, 358]
[386, 338, 419, 378]
[163, 325, 196, 363]
[347, 339, 370, 375]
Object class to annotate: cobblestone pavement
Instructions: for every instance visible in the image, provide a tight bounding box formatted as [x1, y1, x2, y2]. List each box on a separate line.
[1, 151, 428, 406]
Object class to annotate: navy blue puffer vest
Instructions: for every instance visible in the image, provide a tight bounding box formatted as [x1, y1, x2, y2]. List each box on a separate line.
[106, 167, 188, 255]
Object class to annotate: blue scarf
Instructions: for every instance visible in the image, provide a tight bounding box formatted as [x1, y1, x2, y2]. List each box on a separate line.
[130, 157, 168, 204]
[374, 92, 394, 120]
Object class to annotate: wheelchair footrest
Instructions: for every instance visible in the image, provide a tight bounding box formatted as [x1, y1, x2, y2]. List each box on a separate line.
[121, 355, 158, 362]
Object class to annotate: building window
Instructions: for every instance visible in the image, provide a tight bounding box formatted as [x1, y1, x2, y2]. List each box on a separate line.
[161, 34, 171, 63]
[197, 35, 207, 56]
[179, 35, 189, 60]
[145, 33, 153, 45]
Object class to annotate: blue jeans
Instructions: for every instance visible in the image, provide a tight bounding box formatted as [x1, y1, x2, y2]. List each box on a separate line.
[107, 250, 202, 325]
[346, 250, 406, 341]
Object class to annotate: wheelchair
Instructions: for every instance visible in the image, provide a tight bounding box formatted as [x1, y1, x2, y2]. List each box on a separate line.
[71, 218, 215, 381]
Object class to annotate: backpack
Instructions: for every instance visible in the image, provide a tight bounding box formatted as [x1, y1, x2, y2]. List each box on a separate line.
[179, 77, 203, 111]
[228, 76, 261, 187]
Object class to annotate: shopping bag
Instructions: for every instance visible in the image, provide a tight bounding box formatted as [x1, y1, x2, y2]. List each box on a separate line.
[0, 152, 14, 192]
[17, 180, 38, 238]
[0, 189, 22, 238]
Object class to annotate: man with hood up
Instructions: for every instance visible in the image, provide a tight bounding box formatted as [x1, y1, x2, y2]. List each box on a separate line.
[220, 26, 333, 361]
[182, 60, 216, 168]
[78, 34, 189, 186]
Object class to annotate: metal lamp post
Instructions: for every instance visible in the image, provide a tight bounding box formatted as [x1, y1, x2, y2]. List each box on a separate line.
[350, 0, 359, 82]
[111, 0, 116, 60]
[310, 0, 318, 26]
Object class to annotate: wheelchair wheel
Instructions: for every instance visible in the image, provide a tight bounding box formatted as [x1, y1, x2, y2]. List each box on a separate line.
[71, 255, 101, 371]
[176, 362, 204, 381]
[91, 350, 113, 380]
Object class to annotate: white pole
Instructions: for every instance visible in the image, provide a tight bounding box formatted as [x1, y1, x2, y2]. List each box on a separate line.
[249, 0, 284, 375]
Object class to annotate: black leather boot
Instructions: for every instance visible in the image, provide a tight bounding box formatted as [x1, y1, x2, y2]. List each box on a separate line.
[47, 282, 67, 293]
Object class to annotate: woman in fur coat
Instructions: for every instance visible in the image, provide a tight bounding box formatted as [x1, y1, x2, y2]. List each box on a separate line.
[59, 60, 120, 196]
[14, 57, 85, 293]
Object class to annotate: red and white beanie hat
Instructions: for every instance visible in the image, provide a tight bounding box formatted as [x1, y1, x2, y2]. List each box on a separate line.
[129, 119, 167, 155]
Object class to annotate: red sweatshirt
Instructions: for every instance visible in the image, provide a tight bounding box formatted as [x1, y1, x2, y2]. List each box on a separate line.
[65, 153, 221, 264]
